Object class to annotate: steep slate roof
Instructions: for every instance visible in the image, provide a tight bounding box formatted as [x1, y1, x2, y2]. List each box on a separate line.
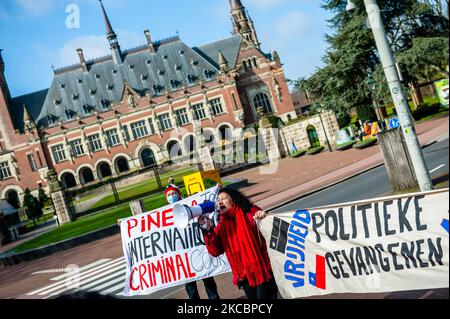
[193, 35, 241, 70]
[9, 89, 48, 132]
[9, 35, 243, 130]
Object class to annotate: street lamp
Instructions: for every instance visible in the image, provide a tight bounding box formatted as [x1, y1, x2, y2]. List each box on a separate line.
[346, 0, 433, 192]
[314, 104, 333, 153]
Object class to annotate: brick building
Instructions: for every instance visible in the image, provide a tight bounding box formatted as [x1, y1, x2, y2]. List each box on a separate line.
[0, 0, 296, 206]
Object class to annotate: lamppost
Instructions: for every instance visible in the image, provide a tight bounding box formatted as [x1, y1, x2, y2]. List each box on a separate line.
[366, 72, 385, 131]
[346, 0, 433, 191]
[314, 104, 333, 153]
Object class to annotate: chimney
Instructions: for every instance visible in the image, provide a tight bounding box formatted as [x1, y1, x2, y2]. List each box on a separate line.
[77, 48, 88, 72]
[144, 30, 155, 53]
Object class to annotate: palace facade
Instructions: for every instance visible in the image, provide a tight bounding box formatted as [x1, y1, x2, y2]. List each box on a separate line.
[0, 0, 296, 207]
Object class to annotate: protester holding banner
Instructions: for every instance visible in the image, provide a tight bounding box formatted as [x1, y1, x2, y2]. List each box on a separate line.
[199, 188, 279, 300]
[164, 184, 220, 300]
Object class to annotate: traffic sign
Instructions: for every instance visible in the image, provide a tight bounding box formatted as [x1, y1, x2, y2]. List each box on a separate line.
[389, 118, 400, 129]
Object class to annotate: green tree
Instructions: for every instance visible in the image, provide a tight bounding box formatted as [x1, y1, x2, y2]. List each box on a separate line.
[38, 187, 51, 209]
[23, 189, 37, 227]
[296, 0, 449, 116]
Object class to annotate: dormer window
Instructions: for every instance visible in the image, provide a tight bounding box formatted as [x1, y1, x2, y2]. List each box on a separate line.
[90, 89, 97, 96]
[95, 73, 101, 79]
[129, 64, 134, 70]
[47, 115, 55, 126]
[174, 64, 182, 71]
[54, 98, 62, 106]
[112, 69, 118, 74]
[191, 60, 198, 66]
[170, 80, 179, 90]
[107, 84, 114, 91]
[204, 70, 213, 80]
[60, 83, 66, 89]
[83, 105, 92, 115]
[146, 59, 151, 65]
[101, 99, 110, 110]
[141, 74, 148, 81]
[158, 70, 165, 76]
[78, 78, 83, 84]
[72, 94, 79, 101]
[65, 110, 75, 120]
[179, 50, 184, 55]
[187, 75, 196, 85]
[163, 55, 168, 60]
[152, 84, 162, 95]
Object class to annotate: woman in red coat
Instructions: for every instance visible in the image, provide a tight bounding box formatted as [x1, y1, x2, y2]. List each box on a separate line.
[199, 188, 278, 299]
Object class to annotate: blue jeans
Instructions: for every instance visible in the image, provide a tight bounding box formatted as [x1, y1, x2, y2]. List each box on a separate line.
[185, 277, 220, 300]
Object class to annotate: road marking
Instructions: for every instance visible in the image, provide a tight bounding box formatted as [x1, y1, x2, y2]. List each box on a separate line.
[45, 262, 126, 297]
[429, 164, 445, 174]
[87, 272, 126, 293]
[49, 259, 111, 281]
[27, 257, 124, 296]
[101, 281, 127, 295]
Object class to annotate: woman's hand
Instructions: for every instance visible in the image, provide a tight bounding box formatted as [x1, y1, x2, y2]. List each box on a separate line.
[198, 216, 213, 232]
[254, 210, 267, 220]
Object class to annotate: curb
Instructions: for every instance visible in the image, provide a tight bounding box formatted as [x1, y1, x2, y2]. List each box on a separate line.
[265, 137, 445, 212]
[0, 179, 248, 268]
[265, 162, 384, 212]
[0, 226, 119, 268]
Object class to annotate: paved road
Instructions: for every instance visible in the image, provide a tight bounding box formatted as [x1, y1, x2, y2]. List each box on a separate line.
[272, 137, 449, 213]
[8, 138, 450, 300]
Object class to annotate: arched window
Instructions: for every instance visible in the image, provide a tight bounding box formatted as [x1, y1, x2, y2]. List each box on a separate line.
[79, 167, 95, 185]
[219, 125, 233, 141]
[115, 157, 130, 174]
[6, 190, 20, 209]
[61, 172, 77, 189]
[97, 163, 113, 180]
[141, 149, 157, 168]
[307, 125, 321, 148]
[184, 135, 198, 154]
[253, 93, 273, 114]
[167, 141, 183, 159]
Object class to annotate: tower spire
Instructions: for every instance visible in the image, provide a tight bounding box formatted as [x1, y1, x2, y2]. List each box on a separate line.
[229, 0, 260, 49]
[99, 0, 122, 64]
[0, 49, 4, 73]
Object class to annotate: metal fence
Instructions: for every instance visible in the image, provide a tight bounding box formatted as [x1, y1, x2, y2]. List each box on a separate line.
[63, 163, 191, 218]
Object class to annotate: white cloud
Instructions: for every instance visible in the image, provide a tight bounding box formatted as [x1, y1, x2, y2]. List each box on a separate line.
[15, 0, 56, 16]
[57, 30, 144, 67]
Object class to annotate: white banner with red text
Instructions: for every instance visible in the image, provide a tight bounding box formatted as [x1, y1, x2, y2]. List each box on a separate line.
[120, 186, 231, 297]
[258, 189, 449, 299]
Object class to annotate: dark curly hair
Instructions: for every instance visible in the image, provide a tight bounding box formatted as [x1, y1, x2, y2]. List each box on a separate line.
[219, 188, 253, 213]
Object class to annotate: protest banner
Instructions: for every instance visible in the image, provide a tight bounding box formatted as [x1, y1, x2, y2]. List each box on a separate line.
[120, 186, 231, 297]
[259, 189, 449, 299]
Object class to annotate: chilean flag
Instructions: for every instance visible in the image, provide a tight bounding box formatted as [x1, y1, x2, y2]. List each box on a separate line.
[309, 255, 326, 290]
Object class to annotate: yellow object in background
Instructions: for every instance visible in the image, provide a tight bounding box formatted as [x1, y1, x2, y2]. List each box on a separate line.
[183, 170, 222, 196]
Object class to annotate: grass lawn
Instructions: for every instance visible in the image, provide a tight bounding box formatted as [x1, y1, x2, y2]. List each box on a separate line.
[25, 213, 55, 230]
[12, 181, 232, 253]
[88, 166, 197, 210]
[13, 192, 169, 253]
[349, 95, 443, 127]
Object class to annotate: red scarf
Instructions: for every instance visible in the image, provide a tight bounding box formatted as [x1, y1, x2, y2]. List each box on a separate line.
[219, 205, 273, 287]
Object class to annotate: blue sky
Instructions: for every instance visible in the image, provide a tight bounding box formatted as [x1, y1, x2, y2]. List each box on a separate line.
[0, 0, 333, 97]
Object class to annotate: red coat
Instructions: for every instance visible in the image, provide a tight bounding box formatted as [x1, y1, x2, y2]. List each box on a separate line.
[203, 205, 273, 286]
